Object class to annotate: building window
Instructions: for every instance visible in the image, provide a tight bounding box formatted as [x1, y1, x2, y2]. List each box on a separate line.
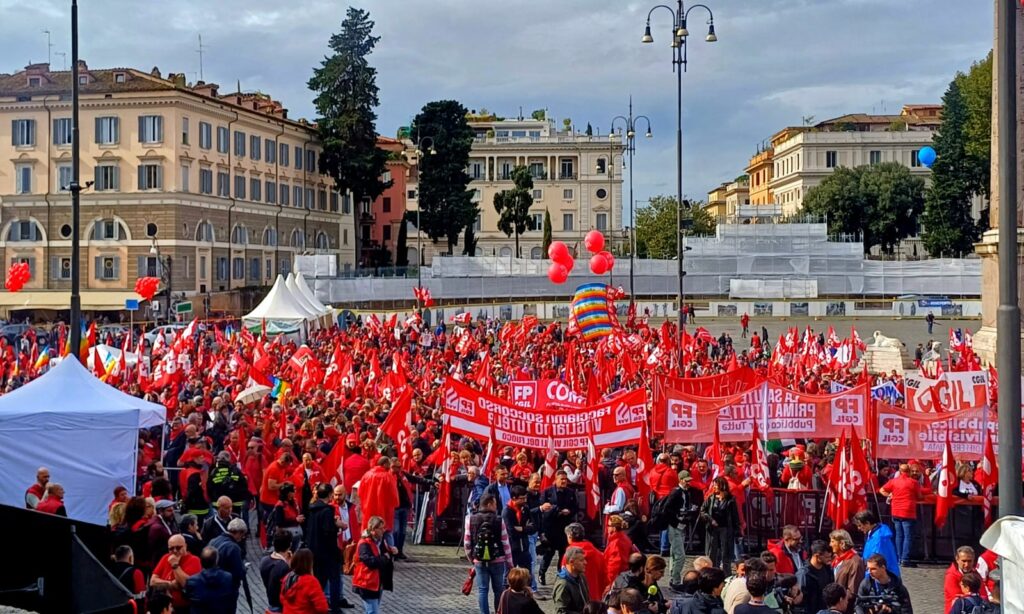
[343, 194, 352, 214]
[280, 258, 290, 275]
[231, 225, 248, 245]
[596, 188, 607, 200]
[138, 115, 163, 144]
[265, 139, 276, 164]
[279, 143, 289, 167]
[28, 77, 41, 87]
[318, 189, 327, 210]
[217, 126, 229, 153]
[529, 162, 545, 179]
[342, 229, 349, 246]
[469, 162, 483, 179]
[869, 150, 882, 165]
[52, 118, 72, 145]
[306, 149, 316, 172]
[266, 258, 272, 280]
[330, 191, 339, 212]
[560, 159, 575, 179]
[199, 121, 212, 149]
[382, 196, 391, 213]
[563, 188, 574, 200]
[146, 223, 158, 238]
[232, 257, 244, 280]
[250, 178, 261, 202]
[15, 164, 32, 194]
[234, 131, 246, 157]
[383, 226, 392, 242]
[250, 135, 261, 161]
[94, 117, 119, 145]
[911, 150, 921, 167]
[199, 167, 213, 194]
[181, 117, 190, 145]
[12, 119, 36, 146]
[294, 146, 303, 170]
[235, 175, 246, 199]
[315, 232, 329, 250]
[199, 255, 208, 280]
[473, 214, 482, 233]
[530, 213, 543, 229]
[196, 221, 215, 242]
[562, 213, 574, 231]
[291, 229, 305, 248]
[250, 257, 260, 280]
[294, 186, 303, 208]
[94, 256, 120, 280]
[138, 164, 163, 190]
[7, 220, 41, 241]
[500, 162, 512, 180]
[596, 158, 607, 174]
[266, 181, 277, 204]
[596, 212, 608, 231]
[54, 164, 71, 192]
[263, 227, 278, 246]
[94, 164, 120, 191]
[216, 257, 228, 281]
[93, 219, 127, 240]
[306, 188, 314, 209]
[114, 72, 126, 84]
[532, 189, 543, 200]
[180, 164, 191, 193]
[407, 189, 417, 200]
[825, 150, 838, 168]
[217, 171, 230, 197]
[530, 247, 542, 259]
[55, 257, 72, 279]
[280, 183, 290, 206]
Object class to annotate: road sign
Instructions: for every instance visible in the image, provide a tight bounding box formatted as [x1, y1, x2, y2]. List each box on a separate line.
[175, 301, 193, 314]
[124, 299, 140, 311]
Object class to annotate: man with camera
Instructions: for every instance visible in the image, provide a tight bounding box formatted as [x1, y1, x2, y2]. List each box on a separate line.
[855, 554, 912, 614]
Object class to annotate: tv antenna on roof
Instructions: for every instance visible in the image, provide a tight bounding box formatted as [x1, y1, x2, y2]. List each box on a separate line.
[801, 115, 814, 126]
[42, 30, 53, 66]
[196, 34, 207, 81]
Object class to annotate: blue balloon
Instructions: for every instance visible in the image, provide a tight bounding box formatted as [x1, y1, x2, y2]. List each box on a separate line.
[918, 146, 936, 168]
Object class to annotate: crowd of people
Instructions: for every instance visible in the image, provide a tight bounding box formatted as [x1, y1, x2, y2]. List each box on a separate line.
[11, 309, 1001, 614]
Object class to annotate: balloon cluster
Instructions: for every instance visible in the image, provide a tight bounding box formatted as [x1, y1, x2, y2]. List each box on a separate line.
[547, 241, 574, 284]
[134, 276, 161, 301]
[5, 262, 30, 293]
[585, 230, 615, 275]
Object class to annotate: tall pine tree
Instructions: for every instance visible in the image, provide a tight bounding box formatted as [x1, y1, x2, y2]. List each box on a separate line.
[308, 7, 389, 268]
[493, 165, 535, 258]
[542, 209, 553, 255]
[395, 213, 409, 267]
[921, 80, 980, 257]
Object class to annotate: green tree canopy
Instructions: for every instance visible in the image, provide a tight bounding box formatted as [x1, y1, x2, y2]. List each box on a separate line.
[308, 7, 390, 267]
[803, 162, 924, 254]
[493, 165, 535, 258]
[413, 100, 476, 254]
[542, 209, 553, 255]
[635, 196, 716, 259]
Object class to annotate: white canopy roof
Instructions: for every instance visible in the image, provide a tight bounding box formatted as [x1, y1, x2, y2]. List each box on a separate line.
[0, 358, 166, 525]
[295, 272, 330, 313]
[286, 273, 327, 318]
[243, 275, 318, 325]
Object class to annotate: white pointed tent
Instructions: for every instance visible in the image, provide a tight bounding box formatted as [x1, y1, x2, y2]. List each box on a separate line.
[286, 273, 326, 318]
[295, 272, 330, 314]
[0, 358, 166, 525]
[242, 274, 316, 334]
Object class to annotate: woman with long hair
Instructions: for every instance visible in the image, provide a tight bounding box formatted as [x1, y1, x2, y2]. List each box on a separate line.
[496, 567, 544, 614]
[701, 476, 741, 571]
[280, 548, 328, 613]
[604, 514, 637, 590]
[352, 515, 393, 614]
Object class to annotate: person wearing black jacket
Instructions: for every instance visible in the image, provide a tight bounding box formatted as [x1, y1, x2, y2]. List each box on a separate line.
[798, 540, 835, 614]
[671, 566, 727, 614]
[502, 486, 536, 570]
[539, 471, 578, 585]
[392, 458, 432, 560]
[856, 555, 913, 614]
[700, 477, 741, 572]
[206, 452, 248, 518]
[665, 471, 703, 590]
[304, 483, 347, 612]
[525, 473, 548, 592]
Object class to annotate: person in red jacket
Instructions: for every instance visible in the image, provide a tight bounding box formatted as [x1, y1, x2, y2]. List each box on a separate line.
[879, 463, 923, 567]
[24, 466, 49, 509]
[280, 548, 329, 614]
[943, 546, 989, 613]
[767, 525, 804, 575]
[649, 453, 679, 556]
[603, 515, 637, 592]
[342, 435, 371, 493]
[35, 482, 67, 516]
[358, 457, 400, 552]
[352, 516, 391, 614]
[561, 522, 606, 602]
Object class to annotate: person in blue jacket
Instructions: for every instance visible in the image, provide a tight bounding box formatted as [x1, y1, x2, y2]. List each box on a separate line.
[854, 510, 900, 578]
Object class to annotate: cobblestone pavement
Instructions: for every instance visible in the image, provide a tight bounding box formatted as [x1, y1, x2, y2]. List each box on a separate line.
[243, 537, 948, 614]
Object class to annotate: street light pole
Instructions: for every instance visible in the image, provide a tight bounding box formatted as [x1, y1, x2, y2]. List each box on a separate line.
[413, 134, 436, 309]
[642, 0, 716, 369]
[68, 0, 82, 359]
[995, 0, 1021, 521]
[611, 97, 652, 309]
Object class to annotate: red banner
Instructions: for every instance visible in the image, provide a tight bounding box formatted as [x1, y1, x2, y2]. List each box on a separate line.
[443, 377, 647, 449]
[652, 367, 761, 433]
[659, 380, 868, 443]
[874, 402, 1007, 461]
[508, 379, 589, 410]
[904, 370, 989, 413]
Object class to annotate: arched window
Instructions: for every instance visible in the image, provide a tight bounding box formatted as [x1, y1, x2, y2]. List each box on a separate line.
[291, 228, 305, 249]
[89, 218, 129, 241]
[231, 224, 248, 245]
[6, 219, 45, 242]
[263, 227, 278, 247]
[499, 246, 512, 257]
[195, 220, 215, 242]
[315, 231, 329, 250]
[530, 246, 542, 259]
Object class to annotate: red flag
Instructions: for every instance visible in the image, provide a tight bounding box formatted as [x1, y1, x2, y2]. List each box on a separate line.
[749, 420, 771, 493]
[540, 432, 559, 491]
[435, 428, 454, 515]
[481, 423, 498, 478]
[635, 421, 653, 514]
[826, 430, 849, 529]
[320, 437, 346, 487]
[725, 352, 739, 373]
[848, 427, 874, 509]
[380, 387, 413, 464]
[585, 427, 601, 519]
[934, 429, 957, 529]
[705, 418, 725, 481]
[977, 423, 998, 527]
[91, 346, 106, 378]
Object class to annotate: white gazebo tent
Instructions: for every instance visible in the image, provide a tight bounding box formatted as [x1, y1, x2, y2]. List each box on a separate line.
[0, 358, 165, 525]
[295, 272, 332, 316]
[285, 273, 327, 326]
[242, 274, 317, 335]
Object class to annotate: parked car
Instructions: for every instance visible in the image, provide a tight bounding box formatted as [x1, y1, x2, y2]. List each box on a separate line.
[143, 324, 186, 346]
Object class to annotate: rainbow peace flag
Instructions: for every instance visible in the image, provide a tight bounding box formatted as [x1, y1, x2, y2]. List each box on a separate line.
[271, 377, 291, 400]
[571, 283, 613, 341]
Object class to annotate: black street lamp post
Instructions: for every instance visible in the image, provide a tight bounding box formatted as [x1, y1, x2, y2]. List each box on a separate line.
[610, 97, 652, 309]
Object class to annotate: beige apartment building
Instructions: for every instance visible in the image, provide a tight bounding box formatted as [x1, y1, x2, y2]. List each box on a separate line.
[406, 114, 624, 263]
[0, 61, 353, 312]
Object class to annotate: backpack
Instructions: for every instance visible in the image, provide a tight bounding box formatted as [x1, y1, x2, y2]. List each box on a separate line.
[649, 491, 676, 532]
[961, 596, 999, 614]
[473, 514, 502, 562]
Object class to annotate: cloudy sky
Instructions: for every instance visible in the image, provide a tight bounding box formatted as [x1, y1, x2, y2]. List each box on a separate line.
[1, 0, 992, 202]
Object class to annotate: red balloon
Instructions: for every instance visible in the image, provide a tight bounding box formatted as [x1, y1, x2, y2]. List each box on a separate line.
[584, 230, 605, 253]
[135, 276, 161, 301]
[589, 253, 609, 275]
[548, 241, 570, 264]
[547, 262, 569, 284]
[5, 262, 30, 292]
[601, 251, 615, 271]
[564, 256, 575, 272]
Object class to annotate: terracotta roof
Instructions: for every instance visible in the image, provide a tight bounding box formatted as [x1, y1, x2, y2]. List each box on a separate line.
[0, 64, 174, 97]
